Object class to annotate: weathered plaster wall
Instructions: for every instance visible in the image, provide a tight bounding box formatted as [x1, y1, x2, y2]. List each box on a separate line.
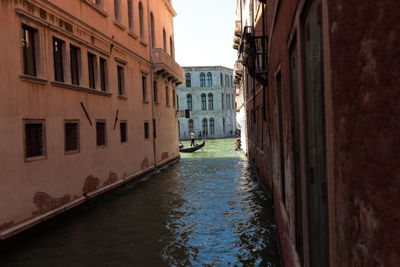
[327, 1, 400, 266]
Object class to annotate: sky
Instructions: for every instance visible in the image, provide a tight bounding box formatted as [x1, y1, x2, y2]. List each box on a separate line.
[173, 0, 237, 69]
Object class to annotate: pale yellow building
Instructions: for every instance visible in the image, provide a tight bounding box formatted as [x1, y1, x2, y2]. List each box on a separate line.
[0, 0, 183, 239]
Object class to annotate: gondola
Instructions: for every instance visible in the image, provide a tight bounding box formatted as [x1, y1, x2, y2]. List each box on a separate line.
[179, 140, 205, 153]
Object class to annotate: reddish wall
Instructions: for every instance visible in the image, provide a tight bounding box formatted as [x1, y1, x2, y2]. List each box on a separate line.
[327, 1, 400, 266]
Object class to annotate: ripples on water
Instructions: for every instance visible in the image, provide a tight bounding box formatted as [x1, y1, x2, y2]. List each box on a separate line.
[1, 139, 281, 267]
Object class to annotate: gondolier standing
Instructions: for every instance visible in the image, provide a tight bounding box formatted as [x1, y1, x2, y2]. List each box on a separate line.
[190, 132, 195, 147]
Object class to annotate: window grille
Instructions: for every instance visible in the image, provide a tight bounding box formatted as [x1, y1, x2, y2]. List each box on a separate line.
[65, 122, 79, 152]
[96, 121, 107, 146]
[25, 121, 44, 158]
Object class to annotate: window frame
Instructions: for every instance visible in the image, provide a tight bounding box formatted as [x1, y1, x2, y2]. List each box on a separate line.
[23, 119, 46, 162]
[99, 57, 108, 92]
[21, 24, 38, 77]
[88, 52, 97, 89]
[144, 121, 149, 139]
[120, 120, 128, 143]
[142, 74, 147, 101]
[208, 93, 214, 110]
[207, 72, 213, 86]
[117, 65, 125, 96]
[96, 120, 107, 148]
[70, 44, 81, 86]
[53, 37, 65, 82]
[64, 120, 80, 154]
[185, 73, 191, 87]
[201, 93, 207, 110]
[200, 72, 206, 87]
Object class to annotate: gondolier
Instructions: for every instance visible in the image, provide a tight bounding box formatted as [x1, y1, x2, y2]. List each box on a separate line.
[189, 132, 195, 147]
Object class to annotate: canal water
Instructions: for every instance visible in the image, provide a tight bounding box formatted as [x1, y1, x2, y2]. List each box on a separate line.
[1, 139, 281, 266]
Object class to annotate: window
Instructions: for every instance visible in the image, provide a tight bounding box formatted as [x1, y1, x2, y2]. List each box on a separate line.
[99, 57, 107, 91]
[96, 121, 107, 147]
[88, 53, 96, 89]
[127, 0, 134, 31]
[230, 75, 233, 87]
[163, 28, 167, 51]
[209, 118, 215, 135]
[222, 117, 226, 134]
[139, 2, 144, 39]
[207, 72, 212, 86]
[65, 121, 79, 153]
[226, 94, 230, 109]
[202, 118, 208, 136]
[185, 73, 191, 87]
[153, 81, 158, 103]
[150, 12, 155, 48]
[70, 45, 80, 85]
[153, 119, 157, 139]
[142, 75, 147, 100]
[173, 90, 176, 107]
[200, 73, 205, 87]
[117, 66, 124, 95]
[208, 93, 213, 110]
[201, 94, 206, 110]
[120, 121, 127, 143]
[24, 120, 45, 159]
[222, 93, 225, 109]
[176, 95, 179, 110]
[22, 25, 37, 76]
[165, 86, 169, 106]
[188, 119, 194, 133]
[187, 94, 192, 111]
[144, 122, 149, 139]
[170, 37, 174, 58]
[53, 37, 65, 82]
[114, 0, 121, 21]
[220, 73, 223, 86]
[225, 74, 229, 88]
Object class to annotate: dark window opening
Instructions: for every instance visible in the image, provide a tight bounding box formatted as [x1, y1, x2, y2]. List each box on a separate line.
[142, 75, 147, 100]
[88, 53, 96, 89]
[22, 25, 37, 76]
[153, 119, 157, 139]
[185, 73, 191, 87]
[117, 66, 125, 95]
[128, 0, 134, 31]
[96, 121, 106, 147]
[165, 86, 169, 106]
[120, 121, 127, 143]
[153, 81, 158, 103]
[99, 58, 107, 91]
[65, 122, 79, 152]
[53, 37, 64, 82]
[144, 122, 149, 139]
[70, 45, 80, 85]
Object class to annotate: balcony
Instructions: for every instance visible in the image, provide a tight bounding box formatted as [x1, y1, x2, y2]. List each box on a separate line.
[234, 60, 243, 84]
[152, 48, 184, 85]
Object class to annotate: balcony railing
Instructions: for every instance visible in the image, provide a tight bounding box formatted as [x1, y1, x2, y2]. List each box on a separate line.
[152, 48, 184, 84]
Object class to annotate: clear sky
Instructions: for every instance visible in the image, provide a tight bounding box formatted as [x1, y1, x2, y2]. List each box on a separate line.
[173, 0, 237, 69]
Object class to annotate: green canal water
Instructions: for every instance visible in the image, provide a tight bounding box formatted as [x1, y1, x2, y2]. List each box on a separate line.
[1, 138, 281, 266]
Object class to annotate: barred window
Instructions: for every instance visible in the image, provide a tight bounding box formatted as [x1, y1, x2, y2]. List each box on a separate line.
[120, 121, 127, 143]
[96, 121, 107, 147]
[24, 120, 45, 159]
[65, 121, 79, 153]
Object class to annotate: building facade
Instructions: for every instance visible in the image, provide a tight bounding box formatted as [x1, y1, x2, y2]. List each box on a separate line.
[0, 0, 183, 239]
[234, 0, 400, 267]
[177, 66, 236, 140]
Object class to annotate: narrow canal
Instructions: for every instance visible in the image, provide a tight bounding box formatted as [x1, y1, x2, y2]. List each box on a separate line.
[1, 139, 281, 266]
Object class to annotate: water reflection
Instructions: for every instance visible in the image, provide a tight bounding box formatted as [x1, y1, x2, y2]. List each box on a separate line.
[1, 139, 281, 266]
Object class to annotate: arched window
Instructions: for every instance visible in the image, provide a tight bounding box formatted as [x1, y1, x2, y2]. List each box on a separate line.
[150, 12, 155, 48]
[222, 117, 226, 134]
[208, 93, 213, 110]
[209, 118, 215, 135]
[188, 119, 194, 133]
[186, 94, 192, 111]
[202, 118, 208, 136]
[185, 73, 191, 87]
[139, 2, 144, 39]
[201, 94, 206, 110]
[200, 73, 205, 87]
[163, 28, 167, 51]
[206, 72, 212, 86]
